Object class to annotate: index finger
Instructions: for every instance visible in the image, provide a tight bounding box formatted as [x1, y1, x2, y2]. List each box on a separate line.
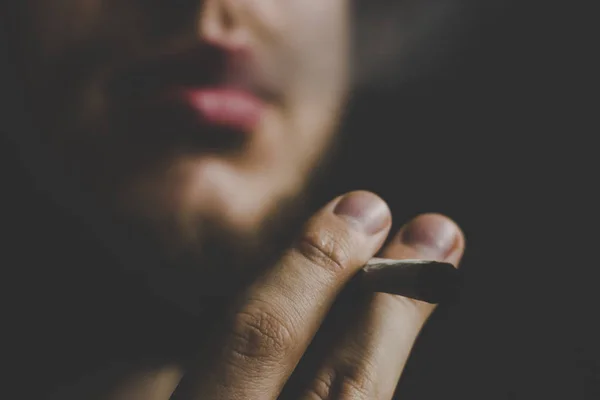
[175, 191, 391, 399]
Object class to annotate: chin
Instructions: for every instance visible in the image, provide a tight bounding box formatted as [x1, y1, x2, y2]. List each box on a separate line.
[123, 185, 314, 315]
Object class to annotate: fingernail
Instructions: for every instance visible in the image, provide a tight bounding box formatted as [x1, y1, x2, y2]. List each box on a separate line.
[401, 214, 459, 259]
[334, 192, 390, 235]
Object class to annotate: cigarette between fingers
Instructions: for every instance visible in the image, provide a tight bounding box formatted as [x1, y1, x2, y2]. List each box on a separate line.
[360, 258, 461, 304]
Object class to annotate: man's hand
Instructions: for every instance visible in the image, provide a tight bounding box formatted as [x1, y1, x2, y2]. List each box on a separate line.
[82, 191, 465, 400]
[171, 191, 464, 399]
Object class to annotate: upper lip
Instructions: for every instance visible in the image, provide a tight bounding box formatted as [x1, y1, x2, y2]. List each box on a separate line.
[110, 44, 276, 102]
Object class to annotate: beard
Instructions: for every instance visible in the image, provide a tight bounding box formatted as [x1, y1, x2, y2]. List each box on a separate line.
[102, 148, 342, 316]
[8, 104, 346, 319]
[40, 126, 346, 317]
[2, 41, 348, 317]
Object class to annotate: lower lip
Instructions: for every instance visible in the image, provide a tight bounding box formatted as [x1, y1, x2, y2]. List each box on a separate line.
[174, 87, 265, 133]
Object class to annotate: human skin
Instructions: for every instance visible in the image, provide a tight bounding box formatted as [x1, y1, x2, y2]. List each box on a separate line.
[4, 1, 466, 398]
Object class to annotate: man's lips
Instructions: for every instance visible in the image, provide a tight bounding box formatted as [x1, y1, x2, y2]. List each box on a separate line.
[171, 87, 265, 133]
[110, 44, 278, 106]
[106, 44, 275, 151]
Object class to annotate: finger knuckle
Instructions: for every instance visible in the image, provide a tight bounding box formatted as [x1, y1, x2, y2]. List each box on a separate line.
[297, 228, 353, 274]
[228, 303, 296, 363]
[304, 370, 336, 400]
[337, 368, 380, 400]
[305, 366, 378, 400]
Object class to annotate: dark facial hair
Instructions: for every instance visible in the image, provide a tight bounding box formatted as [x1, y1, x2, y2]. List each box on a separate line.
[102, 133, 345, 316]
[1, 12, 347, 316]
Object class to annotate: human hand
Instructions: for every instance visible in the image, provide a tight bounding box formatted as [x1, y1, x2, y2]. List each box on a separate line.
[68, 191, 463, 400]
[171, 190, 464, 399]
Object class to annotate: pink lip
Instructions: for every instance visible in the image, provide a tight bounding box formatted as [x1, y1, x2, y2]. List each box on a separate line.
[174, 87, 265, 132]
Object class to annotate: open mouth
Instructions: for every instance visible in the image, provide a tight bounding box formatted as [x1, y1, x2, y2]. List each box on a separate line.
[107, 44, 273, 154]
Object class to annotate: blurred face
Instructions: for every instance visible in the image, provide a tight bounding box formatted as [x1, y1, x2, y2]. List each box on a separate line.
[10, 1, 350, 292]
